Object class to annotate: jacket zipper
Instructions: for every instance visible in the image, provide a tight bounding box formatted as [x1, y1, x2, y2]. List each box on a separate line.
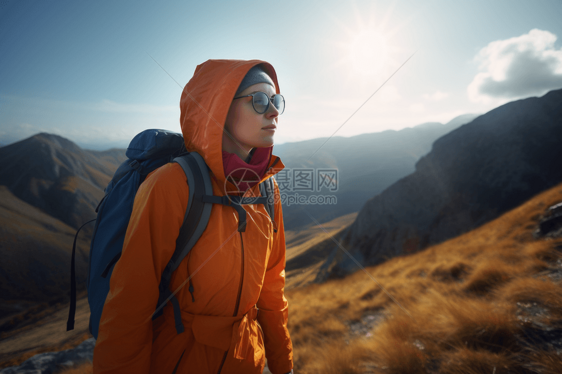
[171, 349, 186, 374]
[233, 232, 245, 316]
[217, 232, 245, 374]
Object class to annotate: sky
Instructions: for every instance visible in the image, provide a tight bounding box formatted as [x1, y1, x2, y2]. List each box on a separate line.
[1, 0, 561, 150]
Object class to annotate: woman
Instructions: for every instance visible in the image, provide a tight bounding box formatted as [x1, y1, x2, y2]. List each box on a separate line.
[93, 60, 294, 374]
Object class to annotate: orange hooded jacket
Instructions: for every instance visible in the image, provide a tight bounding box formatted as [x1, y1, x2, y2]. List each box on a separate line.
[92, 59, 293, 374]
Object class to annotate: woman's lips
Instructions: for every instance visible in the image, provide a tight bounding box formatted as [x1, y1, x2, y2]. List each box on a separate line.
[262, 125, 276, 131]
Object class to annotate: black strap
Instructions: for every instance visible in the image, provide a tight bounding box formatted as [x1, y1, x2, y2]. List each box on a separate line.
[200, 195, 269, 232]
[154, 153, 214, 329]
[172, 154, 207, 265]
[67, 218, 96, 332]
[170, 294, 184, 333]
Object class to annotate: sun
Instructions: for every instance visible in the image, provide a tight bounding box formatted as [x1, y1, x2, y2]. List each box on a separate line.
[349, 28, 389, 76]
[321, 2, 413, 82]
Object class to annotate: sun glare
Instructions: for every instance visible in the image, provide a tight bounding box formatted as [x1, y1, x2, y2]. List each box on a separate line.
[349, 29, 389, 75]
[321, 2, 413, 83]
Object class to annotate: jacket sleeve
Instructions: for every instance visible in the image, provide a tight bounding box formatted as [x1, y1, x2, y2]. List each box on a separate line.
[93, 164, 188, 374]
[256, 179, 294, 374]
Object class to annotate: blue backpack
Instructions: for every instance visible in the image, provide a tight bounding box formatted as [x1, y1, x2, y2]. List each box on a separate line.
[66, 129, 276, 339]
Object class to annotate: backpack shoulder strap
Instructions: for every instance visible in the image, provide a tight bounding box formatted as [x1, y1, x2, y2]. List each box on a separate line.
[171, 152, 214, 265]
[153, 152, 214, 332]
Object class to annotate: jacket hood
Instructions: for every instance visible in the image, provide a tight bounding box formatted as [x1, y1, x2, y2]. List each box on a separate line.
[179, 59, 282, 189]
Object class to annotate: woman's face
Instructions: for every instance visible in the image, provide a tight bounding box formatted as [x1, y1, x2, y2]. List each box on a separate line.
[222, 82, 279, 160]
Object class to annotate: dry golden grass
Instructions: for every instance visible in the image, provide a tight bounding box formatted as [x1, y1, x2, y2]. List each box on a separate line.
[285, 181, 562, 373]
[285, 212, 358, 290]
[438, 348, 516, 374]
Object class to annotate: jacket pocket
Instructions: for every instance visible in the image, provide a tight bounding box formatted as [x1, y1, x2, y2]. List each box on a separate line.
[221, 318, 266, 374]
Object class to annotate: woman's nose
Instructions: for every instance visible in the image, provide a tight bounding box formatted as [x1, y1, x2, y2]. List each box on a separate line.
[266, 100, 280, 118]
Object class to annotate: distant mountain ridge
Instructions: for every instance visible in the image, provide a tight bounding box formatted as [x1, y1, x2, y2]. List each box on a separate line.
[275, 113, 480, 230]
[1, 114, 480, 233]
[320, 87, 562, 279]
[0, 133, 126, 229]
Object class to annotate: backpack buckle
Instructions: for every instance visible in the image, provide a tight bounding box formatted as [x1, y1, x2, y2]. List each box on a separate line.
[129, 160, 141, 171]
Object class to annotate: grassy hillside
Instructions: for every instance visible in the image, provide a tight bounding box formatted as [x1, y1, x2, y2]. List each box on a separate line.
[285, 181, 562, 373]
[0, 187, 91, 318]
[285, 212, 358, 290]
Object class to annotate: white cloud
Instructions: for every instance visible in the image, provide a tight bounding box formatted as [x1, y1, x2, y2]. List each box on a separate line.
[422, 90, 449, 101]
[468, 29, 562, 103]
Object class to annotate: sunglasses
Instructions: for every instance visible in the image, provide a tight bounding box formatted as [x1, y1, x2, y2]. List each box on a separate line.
[233, 91, 285, 115]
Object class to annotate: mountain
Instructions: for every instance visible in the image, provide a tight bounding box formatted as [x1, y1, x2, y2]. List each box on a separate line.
[320, 88, 562, 278]
[274, 113, 480, 230]
[0, 134, 126, 319]
[0, 133, 126, 229]
[0, 187, 91, 315]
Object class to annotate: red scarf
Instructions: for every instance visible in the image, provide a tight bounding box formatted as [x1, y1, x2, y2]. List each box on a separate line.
[222, 147, 272, 193]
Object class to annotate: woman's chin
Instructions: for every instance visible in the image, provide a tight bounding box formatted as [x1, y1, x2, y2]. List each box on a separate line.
[254, 137, 275, 148]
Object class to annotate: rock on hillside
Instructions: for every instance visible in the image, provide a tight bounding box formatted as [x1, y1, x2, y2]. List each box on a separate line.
[0, 337, 94, 374]
[325, 88, 562, 277]
[0, 133, 126, 229]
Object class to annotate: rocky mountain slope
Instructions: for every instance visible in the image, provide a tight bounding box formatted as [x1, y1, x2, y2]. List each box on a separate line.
[274, 114, 479, 230]
[321, 88, 562, 278]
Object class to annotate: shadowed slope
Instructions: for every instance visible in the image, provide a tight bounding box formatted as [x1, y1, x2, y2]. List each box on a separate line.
[324, 88, 562, 277]
[0, 187, 91, 319]
[0, 133, 126, 229]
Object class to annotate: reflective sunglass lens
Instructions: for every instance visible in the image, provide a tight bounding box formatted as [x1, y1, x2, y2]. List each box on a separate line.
[253, 92, 269, 113]
[272, 95, 285, 114]
[251, 92, 285, 114]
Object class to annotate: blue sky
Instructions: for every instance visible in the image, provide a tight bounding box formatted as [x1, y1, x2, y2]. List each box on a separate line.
[1, 0, 561, 149]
